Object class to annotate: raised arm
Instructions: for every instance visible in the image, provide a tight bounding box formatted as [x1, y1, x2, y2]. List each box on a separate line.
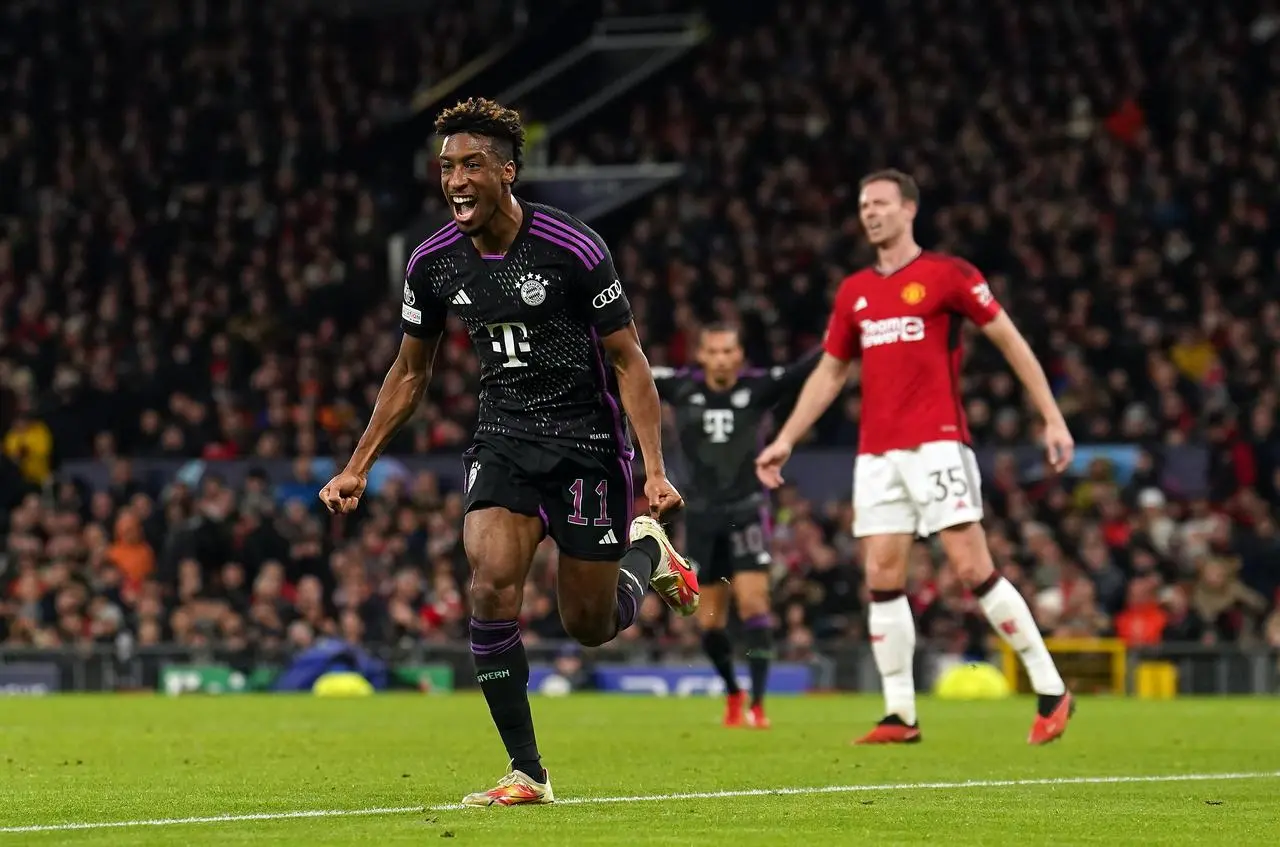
[602, 324, 685, 515]
[757, 346, 825, 407]
[321, 254, 448, 513]
[754, 353, 852, 488]
[320, 333, 440, 513]
[756, 278, 859, 488]
[648, 365, 686, 403]
[346, 333, 439, 476]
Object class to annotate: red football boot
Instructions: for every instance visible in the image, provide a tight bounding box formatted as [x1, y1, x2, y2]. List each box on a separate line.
[853, 715, 922, 745]
[1028, 692, 1075, 745]
[745, 703, 771, 729]
[723, 690, 746, 727]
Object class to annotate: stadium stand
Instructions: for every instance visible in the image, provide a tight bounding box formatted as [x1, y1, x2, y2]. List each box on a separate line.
[1, 0, 1278, 667]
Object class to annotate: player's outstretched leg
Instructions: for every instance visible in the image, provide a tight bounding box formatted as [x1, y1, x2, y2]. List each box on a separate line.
[941, 524, 1074, 745]
[630, 515, 700, 615]
[554, 532, 667, 649]
[557, 512, 697, 649]
[612, 534, 662, 636]
[855, 533, 922, 745]
[695, 582, 745, 726]
[460, 508, 554, 807]
[735, 571, 775, 729]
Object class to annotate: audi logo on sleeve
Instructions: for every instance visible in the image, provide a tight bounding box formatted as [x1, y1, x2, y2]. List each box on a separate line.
[592, 280, 623, 309]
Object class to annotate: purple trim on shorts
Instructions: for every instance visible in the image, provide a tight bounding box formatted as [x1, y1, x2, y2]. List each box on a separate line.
[586, 329, 635, 540]
[743, 614, 772, 630]
[622, 457, 634, 531]
[758, 504, 774, 541]
[538, 506, 549, 533]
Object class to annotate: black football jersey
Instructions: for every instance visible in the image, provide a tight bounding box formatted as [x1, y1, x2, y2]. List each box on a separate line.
[653, 350, 822, 511]
[401, 199, 634, 456]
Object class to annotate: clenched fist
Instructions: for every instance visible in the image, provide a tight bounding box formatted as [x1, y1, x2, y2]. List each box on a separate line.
[644, 474, 685, 517]
[318, 470, 367, 514]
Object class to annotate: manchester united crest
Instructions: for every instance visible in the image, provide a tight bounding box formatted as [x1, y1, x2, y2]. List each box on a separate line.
[901, 282, 926, 305]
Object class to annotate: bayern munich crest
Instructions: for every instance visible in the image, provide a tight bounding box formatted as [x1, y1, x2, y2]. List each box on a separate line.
[519, 273, 547, 306]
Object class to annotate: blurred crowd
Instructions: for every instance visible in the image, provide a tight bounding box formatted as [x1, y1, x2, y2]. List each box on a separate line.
[2, 0, 1280, 660]
[0, 0, 525, 469]
[3, 449, 1279, 659]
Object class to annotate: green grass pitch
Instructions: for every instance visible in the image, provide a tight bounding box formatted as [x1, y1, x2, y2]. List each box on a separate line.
[1, 694, 1276, 845]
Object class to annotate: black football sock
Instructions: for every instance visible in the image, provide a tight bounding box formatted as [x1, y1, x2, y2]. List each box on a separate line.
[615, 537, 659, 633]
[470, 617, 542, 781]
[1037, 693, 1065, 718]
[743, 614, 774, 707]
[701, 629, 741, 695]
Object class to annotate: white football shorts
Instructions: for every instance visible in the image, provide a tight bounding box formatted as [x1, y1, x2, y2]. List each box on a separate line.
[852, 440, 985, 538]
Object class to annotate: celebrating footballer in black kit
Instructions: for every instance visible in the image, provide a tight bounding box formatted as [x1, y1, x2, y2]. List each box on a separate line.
[318, 98, 699, 807]
[653, 325, 820, 729]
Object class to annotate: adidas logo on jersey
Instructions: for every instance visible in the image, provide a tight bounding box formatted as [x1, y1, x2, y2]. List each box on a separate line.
[854, 296, 868, 312]
[599, 529, 618, 545]
[452, 290, 472, 305]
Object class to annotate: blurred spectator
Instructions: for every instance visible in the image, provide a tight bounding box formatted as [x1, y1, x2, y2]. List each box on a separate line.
[1114, 577, 1168, 647]
[106, 509, 156, 590]
[3, 406, 53, 487]
[1159, 585, 1205, 644]
[1190, 555, 1269, 644]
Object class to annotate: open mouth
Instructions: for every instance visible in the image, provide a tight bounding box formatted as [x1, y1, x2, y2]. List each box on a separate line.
[451, 195, 478, 224]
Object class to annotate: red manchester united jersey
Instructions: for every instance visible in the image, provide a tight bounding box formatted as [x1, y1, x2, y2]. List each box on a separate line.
[823, 250, 1001, 455]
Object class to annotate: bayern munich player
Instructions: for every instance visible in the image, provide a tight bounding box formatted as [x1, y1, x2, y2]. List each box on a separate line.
[755, 169, 1076, 745]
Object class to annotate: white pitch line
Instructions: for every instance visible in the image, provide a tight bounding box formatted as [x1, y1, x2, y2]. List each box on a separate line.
[0, 807, 425, 835]
[3, 771, 1277, 834]
[531, 770, 1280, 809]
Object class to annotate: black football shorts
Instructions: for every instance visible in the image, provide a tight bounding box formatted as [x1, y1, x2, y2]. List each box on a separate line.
[462, 435, 634, 561]
[683, 504, 772, 583]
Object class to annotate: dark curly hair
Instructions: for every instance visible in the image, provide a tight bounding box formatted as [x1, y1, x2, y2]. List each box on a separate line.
[435, 97, 526, 181]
